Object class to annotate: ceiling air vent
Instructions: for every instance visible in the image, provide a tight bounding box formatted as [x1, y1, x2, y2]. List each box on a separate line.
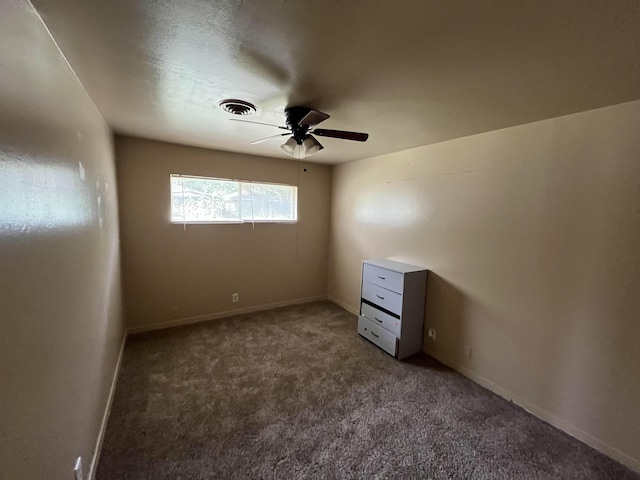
[218, 99, 257, 116]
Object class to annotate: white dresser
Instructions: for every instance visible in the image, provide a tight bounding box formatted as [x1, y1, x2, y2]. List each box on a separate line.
[358, 259, 428, 360]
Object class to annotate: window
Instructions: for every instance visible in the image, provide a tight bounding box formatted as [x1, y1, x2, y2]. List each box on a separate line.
[170, 174, 297, 223]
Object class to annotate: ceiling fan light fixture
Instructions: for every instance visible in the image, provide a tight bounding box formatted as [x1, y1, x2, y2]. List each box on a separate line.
[281, 135, 324, 159]
[302, 135, 323, 157]
[281, 137, 302, 158]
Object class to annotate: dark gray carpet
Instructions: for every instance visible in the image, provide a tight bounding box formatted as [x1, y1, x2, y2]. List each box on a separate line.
[97, 301, 638, 479]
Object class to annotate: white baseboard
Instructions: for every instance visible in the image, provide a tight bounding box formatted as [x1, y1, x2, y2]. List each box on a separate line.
[328, 295, 359, 316]
[127, 295, 329, 335]
[426, 348, 640, 474]
[88, 332, 127, 480]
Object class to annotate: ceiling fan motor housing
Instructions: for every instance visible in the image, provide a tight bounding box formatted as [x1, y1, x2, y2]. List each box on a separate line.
[285, 106, 313, 143]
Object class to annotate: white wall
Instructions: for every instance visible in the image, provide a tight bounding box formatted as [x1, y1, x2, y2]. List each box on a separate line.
[115, 136, 331, 331]
[0, 3, 124, 479]
[329, 100, 640, 472]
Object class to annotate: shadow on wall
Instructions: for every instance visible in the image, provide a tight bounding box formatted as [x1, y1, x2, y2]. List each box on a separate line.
[422, 270, 564, 394]
[422, 272, 469, 364]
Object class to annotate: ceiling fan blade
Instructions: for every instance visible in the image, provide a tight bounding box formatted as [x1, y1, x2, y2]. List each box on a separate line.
[312, 129, 369, 142]
[229, 118, 289, 130]
[299, 109, 330, 127]
[249, 133, 290, 145]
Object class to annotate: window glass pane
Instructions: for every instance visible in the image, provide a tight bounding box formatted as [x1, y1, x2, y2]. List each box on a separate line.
[170, 175, 297, 223]
[240, 182, 297, 221]
[171, 175, 240, 222]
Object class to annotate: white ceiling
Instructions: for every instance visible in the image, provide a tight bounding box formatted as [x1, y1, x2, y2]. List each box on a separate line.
[32, 0, 640, 164]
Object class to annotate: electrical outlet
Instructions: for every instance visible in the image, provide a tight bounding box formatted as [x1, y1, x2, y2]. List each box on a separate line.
[427, 328, 436, 341]
[464, 345, 473, 358]
[232, 293, 239, 303]
[73, 456, 82, 480]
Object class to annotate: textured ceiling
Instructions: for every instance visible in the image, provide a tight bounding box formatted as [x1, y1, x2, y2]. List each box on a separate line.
[32, 0, 640, 164]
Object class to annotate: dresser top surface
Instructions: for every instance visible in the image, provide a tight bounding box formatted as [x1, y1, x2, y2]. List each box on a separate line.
[363, 259, 427, 274]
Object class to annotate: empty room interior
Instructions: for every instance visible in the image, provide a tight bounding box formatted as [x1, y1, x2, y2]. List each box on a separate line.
[2, 1, 640, 479]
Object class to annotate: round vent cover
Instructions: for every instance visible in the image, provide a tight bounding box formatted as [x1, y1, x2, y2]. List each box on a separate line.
[218, 99, 257, 116]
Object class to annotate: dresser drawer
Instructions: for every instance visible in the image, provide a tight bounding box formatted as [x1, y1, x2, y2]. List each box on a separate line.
[358, 316, 397, 357]
[361, 301, 401, 337]
[363, 263, 404, 294]
[362, 281, 403, 316]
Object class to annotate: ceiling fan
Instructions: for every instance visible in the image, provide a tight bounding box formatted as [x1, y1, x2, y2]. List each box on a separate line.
[230, 106, 369, 159]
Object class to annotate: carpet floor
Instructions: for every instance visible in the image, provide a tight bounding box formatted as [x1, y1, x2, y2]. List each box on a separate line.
[97, 301, 638, 479]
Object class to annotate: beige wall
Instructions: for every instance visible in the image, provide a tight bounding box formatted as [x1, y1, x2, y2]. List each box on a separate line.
[0, 3, 124, 480]
[115, 136, 331, 330]
[329, 100, 640, 471]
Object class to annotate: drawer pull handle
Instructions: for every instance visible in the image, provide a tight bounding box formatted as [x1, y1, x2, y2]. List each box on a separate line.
[371, 332, 379, 338]
[377, 276, 386, 280]
[376, 294, 384, 299]
[375, 317, 383, 323]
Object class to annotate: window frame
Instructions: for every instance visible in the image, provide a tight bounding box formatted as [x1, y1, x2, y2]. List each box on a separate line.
[169, 174, 298, 225]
